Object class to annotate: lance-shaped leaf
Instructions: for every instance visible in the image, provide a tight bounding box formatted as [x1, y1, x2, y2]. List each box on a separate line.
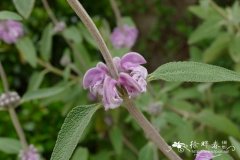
[0, 11, 22, 20]
[13, 0, 35, 19]
[148, 61, 240, 82]
[50, 104, 100, 160]
[0, 137, 21, 154]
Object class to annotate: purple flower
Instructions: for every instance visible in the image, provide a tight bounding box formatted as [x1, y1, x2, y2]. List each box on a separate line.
[0, 20, 24, 44]
[111, 25, 138, 49]
[102, 76, 123, 110]
[19, 145, 40, 160]
[83, 52, 147, 110]
[195, 150, 213, 160]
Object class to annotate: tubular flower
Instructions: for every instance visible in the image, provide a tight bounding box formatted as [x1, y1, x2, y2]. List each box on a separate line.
[111, 25, 138, 49]
[0, 20, 24, 44]
[19, 145, 40, 160]
[83, 52, 147, 110]
[195, 150, 214, 160]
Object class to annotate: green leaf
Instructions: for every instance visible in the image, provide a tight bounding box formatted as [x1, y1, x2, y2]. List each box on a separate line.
[71, 147, 89, 160]
[13, 0, 35, 19]
[229, 136, 240, 158]
[22, 86, 66, 103]
[148, 61, 240, 82]
[0, 11, 22, 20]
[110, 127, 123, 155]
[229, 35, 240, 63]
[0, 137, 21, 154]
[16, 36, 37, 67]
[63, 26, 82, 44]
[196, 110, 240, 138]
[139, 143, 154, 160]
[203, 33, 230, 63]
[27, 71, 46, 92]
[51, 104, 100, 160]
[39, 23, 53, 61]
[188, 17, 221, 44]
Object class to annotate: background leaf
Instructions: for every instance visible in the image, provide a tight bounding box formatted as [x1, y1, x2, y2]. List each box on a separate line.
[39, 23, 53, 61]
[16, 36, 37, 67]
[138, 143, 154, 160]
[12, 0, 35, 19]
[22, 86, 66, 103]
[109, 127, 123, 155]
[0, 137, 21, 154]
[148, 61, 240, 82]
[50, 104, 100, 160]
[229, 136, 240, 158]
[71, 147, 89, 160]
[0, 11, 22, 20]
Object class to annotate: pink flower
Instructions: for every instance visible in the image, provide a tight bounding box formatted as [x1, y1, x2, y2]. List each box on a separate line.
[111, 25, 138, 49]
[0, 20, 24, 44]
[19, 145, 40, 160]
[83, 52, 147, 110]
[195, 150, 213, 160]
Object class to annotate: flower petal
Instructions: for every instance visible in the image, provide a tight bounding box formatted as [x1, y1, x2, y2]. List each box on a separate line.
[82, 67, 105, 89]
[119, 72, 142, 97]
[120, 52, 146, 70]
[102, 76, 123, 110]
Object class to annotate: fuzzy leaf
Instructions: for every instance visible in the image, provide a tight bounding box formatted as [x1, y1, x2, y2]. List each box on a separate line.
[148, 61, 240, 82]
[50, 104, 100, 160]
[13, 0, 35, 19]
[0, 137, 21, 154]
[0, 11, 22, 20]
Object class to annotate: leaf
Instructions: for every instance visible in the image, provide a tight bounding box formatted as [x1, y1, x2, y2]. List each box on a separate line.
[22, 86, 66, 103]
[13, 0, 35, 19]
[148, 61, 240, 83]
[0, 11, 22, 20]
[71, 147, 89, 160]
[203, 33, 230, 63]
[39, 23, 53, 61]
[229, 35, 240, 63]
[188, 17, 221, 44]
[16, 36, 37, 67]
[196, 110, 240, 138]
[109, 127, 123, 155]
[27, 71, 46, 92]
[0, 137, 21, 154]
[229, 136, 240, 158]
[138, 143, 154, 160]
[63, 26, 82, 44]
[50, 104, 100, 160]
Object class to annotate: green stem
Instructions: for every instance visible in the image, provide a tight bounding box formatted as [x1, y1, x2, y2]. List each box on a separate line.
[0, 62, 28, 150]
[109, 0, 122, 27]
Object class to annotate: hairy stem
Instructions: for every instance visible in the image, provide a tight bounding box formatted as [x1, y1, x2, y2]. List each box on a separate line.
[109, 0, 122, 26]
[67, 0, 119, 79]
[66, 1, 181, 159]
[123, 97, 182, 160]
[41, 0, 58, 25]
[0, 62, 28, 150]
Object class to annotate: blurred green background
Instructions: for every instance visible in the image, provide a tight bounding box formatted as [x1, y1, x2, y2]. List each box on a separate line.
[0, 0, 240, 160]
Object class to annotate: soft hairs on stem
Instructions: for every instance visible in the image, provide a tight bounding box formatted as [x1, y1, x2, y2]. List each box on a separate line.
[66, 0, 182, 159]
[67, 0, 119, 79]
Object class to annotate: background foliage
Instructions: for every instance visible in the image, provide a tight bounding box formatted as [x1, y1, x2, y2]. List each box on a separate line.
[0, 0, 240, 160]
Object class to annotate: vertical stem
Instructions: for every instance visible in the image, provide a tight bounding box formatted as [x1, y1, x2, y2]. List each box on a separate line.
[9, 108, 28, 149]
[124, 97, 182, 160]
[66, 1, 182, 159]
[67, 0, 119, 79]
[0, 62, 28, 150]
[41, 0, 58, 25]
[109, 0, 122, 26]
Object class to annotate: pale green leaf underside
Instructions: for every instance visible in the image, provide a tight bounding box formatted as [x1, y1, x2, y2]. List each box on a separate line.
[0, 11, 22, 20]
[0, 137, 21, 154]
[50, 104, 100, 160]
[148, 61, 240, 82]
[13, 0, 35, 19]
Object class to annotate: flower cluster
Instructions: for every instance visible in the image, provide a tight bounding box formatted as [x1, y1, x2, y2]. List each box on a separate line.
[0, 91, 20, 108]
[195, 150, 213, 160]
[83, 52, 147, 110]
[0, 20, 24, 44]
[19, 145, 40, 160]
[111, 25, 138, 49]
